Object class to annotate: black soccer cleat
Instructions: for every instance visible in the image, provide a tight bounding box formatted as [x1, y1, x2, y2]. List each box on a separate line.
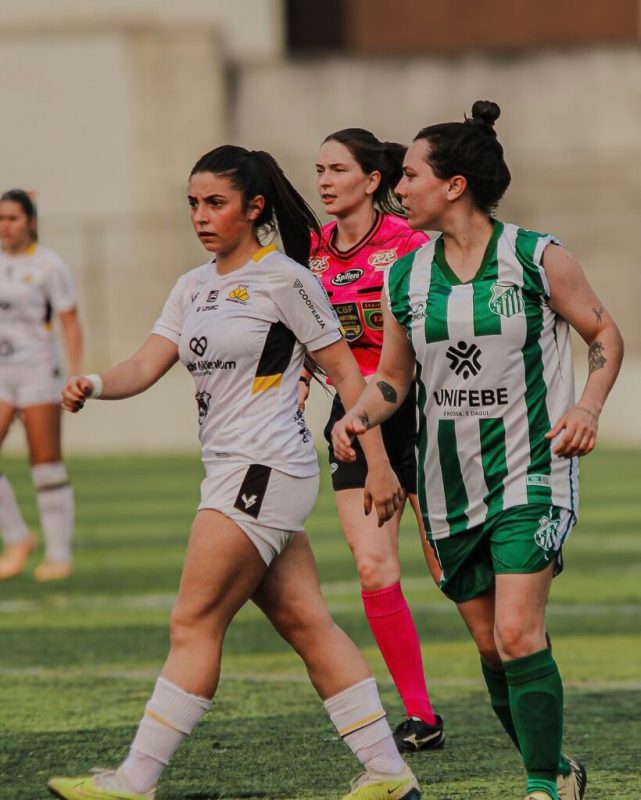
[393, 714, 445, 752]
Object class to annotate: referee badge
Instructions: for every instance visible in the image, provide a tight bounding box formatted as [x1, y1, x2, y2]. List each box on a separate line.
[488, 283, 524, 318]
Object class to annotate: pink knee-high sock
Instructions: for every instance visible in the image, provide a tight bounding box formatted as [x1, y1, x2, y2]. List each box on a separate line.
[362, 582, 437, 725]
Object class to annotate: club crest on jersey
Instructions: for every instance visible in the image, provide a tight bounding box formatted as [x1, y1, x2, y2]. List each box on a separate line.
[368, 248, 398, 270]
[309, 256, 330, 274]
[534, 513, 560, 553]
[227, 284, 250, 304]
[195, 391, 211, 425]
[331, 268, 363, 287]
[489, 283, 524, 318]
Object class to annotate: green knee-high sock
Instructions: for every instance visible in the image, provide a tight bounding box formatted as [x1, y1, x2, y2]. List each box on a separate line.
[504, 648, 564, 798]
[482, 658, 570, 778]
[481, 660, 521, 751]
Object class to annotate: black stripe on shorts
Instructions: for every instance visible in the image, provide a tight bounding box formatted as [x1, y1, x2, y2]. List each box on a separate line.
[233, 464, 272, 519]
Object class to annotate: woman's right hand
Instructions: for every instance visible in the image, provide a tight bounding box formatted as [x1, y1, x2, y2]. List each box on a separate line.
[61, 376, 94, 413]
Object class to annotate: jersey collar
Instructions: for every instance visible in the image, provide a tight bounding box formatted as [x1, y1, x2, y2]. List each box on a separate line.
[327, 212, 383, 261]
[251, 242, 278, 262]
[434, 219, 503, 286]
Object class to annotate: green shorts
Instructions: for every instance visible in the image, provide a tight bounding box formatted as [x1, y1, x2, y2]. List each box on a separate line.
[430, 504, 576, 604]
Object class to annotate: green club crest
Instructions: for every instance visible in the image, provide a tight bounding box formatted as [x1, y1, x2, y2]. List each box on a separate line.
[489, 283, 524, 318]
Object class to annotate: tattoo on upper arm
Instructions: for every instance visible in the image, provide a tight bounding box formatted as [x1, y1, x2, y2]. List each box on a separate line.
[588, 341, 606, 373]
[592, 307, 604, 324]
[376, 381, 398, 403]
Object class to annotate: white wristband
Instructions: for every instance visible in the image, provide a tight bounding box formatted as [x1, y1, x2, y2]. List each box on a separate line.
[85, 374, 103, 399]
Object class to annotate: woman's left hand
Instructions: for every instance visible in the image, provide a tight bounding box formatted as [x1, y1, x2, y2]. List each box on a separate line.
[364, 462, 405, 526]
[545, 405, 599, 457]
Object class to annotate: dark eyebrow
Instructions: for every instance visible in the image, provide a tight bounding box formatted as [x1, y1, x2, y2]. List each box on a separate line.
[315, 162, 348, 169]
[187, 194, 227, 202]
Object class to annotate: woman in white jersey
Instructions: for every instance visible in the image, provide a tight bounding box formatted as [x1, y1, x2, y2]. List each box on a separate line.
[333, 102, 623, 800]
[0, 189, 81, 581]
[305, 128, 443, 752]
[48, 146, 421, 800]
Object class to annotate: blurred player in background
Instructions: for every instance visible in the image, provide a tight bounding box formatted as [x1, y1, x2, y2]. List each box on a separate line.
[0, 189, 81, 581]
[302, 129, 443, 752]
[49, 146, 421, 800]
[333, 101, 623, 800]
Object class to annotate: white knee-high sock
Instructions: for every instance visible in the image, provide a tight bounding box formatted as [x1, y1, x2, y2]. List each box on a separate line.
[324, 677, 405, 776]
[121, 677, 211, 793]
[31, 462, 73, 563]
[0, 473, 30, 545]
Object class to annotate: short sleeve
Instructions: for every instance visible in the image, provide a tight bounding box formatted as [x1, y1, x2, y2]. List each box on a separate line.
[152, 273, 191, 345]
[45, 253, 76, 313]
[267, 257, 343, 352]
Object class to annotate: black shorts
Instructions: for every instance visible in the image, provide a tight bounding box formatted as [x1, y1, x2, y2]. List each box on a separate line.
[324, 384, 417, 494]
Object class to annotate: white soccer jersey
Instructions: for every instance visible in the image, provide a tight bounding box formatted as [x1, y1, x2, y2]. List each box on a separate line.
[0, 245, 76, 367]
[385, 221, 579, 540]
[153, 244, 343, 478]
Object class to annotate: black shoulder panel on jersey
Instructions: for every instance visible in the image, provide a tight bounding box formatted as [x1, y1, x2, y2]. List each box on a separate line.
[252, 321, 297, 394]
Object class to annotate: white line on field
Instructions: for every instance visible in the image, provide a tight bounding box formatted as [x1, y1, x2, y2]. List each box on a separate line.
[0, 590, 640, 616]
[0, 666, 638, 691]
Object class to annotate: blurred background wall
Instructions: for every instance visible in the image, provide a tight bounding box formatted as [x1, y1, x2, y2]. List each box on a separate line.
[1, 0, 639, 453]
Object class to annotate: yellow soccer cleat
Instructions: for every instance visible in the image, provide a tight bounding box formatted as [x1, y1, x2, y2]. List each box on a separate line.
[341, 765, 421, 800]
[48, 768, 155, 800]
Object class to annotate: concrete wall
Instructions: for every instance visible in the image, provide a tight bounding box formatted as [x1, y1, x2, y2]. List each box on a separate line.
[1, 5, 638, 452]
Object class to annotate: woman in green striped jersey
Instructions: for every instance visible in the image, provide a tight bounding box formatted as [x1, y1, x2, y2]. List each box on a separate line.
[332, 101, 623, 800]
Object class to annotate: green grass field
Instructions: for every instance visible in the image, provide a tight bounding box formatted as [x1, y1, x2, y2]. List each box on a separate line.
[1, 448, 640, 799]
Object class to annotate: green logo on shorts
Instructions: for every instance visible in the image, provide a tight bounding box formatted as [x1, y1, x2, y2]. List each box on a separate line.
[534, 514, 560, 552]
[489, 283, 524, 318]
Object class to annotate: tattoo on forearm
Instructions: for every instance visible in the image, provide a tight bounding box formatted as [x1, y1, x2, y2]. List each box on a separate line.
[588, 341, 606, 373]
[592, 307, 604, 324]
[361, 411, 371, 430]
[376, 381, 398, 403]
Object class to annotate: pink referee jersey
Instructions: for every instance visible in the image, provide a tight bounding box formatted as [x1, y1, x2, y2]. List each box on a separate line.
[310, 213, 428, 375]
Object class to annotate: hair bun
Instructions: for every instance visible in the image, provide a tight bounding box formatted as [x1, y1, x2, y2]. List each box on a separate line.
[471, 100, 501, 128]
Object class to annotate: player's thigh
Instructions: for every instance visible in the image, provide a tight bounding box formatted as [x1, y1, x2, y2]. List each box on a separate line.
[252, 532, 334, 640]
[494, 562, 555, 658]
[0, 401, 16, 447]
[21, 403, 62, 464]
[172, 509, 268, 632]
[335, 488, 402, 564]
[407, 492, 442, 585]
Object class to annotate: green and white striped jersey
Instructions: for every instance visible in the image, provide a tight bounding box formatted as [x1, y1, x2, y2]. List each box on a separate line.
[385, 220, 579, 540]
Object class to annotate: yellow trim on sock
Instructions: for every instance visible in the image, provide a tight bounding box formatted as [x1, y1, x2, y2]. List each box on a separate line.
[145, 707, 181, 732]
[339, 710, 386, 738]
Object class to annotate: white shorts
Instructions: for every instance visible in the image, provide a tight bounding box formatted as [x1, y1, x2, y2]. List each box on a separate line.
[198, 465, 320, 565]
[0, 361, 63, 408]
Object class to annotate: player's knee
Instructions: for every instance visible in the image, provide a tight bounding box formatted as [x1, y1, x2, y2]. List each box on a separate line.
[169, 606, 219, 648]
[495, 619, 542, 660]
[355, 553, 399, 591]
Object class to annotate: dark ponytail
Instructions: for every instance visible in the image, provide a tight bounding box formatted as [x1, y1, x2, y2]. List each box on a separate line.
[190, 145, 320, 266]
[414, 100, 511, 215]
[0, 189, 38, 242]
[323, 128, 406, 216]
